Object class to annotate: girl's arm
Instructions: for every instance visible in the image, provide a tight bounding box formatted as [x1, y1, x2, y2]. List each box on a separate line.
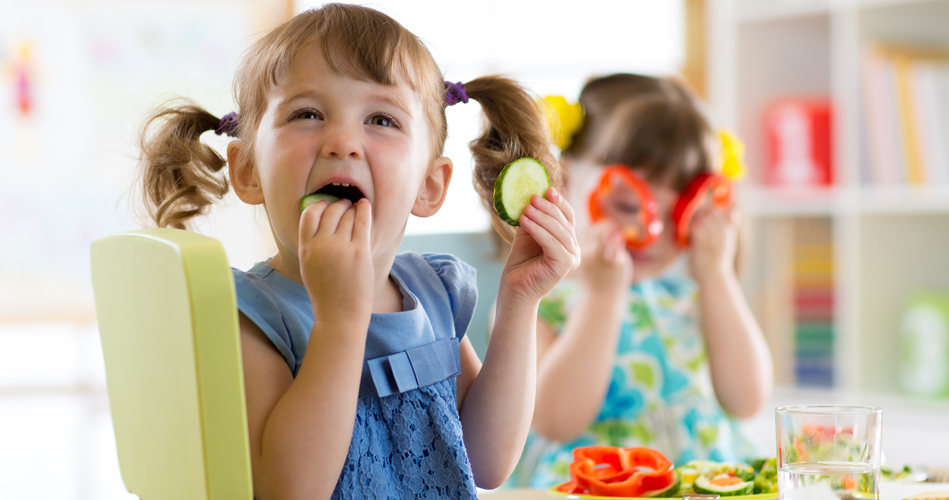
[690, 208, 773, 419]
[532, 221, 633, 442]
[243, 199, 374, 500]
[458, 188, 580, 489]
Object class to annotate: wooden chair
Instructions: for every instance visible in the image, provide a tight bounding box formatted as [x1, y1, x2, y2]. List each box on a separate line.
[91, 228, 252, 499]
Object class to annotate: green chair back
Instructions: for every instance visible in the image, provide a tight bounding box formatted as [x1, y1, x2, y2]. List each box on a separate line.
[91, 228, 252, 500]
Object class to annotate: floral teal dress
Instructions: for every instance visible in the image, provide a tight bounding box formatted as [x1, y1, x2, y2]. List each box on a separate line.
[518, 258, 762, 489]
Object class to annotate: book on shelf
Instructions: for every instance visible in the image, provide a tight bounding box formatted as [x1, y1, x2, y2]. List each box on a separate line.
[862, 43, 949, 187]
[792, 219, 834, 387]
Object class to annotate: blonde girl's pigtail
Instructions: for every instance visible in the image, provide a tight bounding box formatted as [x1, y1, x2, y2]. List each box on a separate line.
[463, 77, 563, 244]
[138, 101, 234, 230]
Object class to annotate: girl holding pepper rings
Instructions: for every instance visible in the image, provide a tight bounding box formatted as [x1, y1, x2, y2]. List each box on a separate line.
[514, 74, 773, 488]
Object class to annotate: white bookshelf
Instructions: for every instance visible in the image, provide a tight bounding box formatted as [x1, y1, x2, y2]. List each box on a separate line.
[708, 0, 949, 395]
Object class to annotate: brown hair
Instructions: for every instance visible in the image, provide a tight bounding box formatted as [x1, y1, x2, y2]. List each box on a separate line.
[138, 3, 559, 235]
[564, 73, 715, 191]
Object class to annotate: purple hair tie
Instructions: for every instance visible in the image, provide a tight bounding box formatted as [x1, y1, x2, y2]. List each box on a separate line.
[444, 81, 468, 106]
[215, 112, 239, 137]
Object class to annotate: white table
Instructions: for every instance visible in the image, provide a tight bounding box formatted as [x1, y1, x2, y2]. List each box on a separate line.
[479, 483, 949, 500]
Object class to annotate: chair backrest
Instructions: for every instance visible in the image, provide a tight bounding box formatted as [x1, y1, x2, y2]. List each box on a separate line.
[91, 228, 252, 500]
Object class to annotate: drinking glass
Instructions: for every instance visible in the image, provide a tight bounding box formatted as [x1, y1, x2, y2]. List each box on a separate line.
[776, 405, 882, 500]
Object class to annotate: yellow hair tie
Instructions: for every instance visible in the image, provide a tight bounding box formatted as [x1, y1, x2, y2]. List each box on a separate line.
[540, 95, 584, 151]
[719, 129, 746, 181]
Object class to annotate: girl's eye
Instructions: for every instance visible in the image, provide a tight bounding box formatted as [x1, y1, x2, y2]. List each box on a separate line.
[615, 203, 642, 214]
[367, 114, 396, 127]
[293, 109, 321, 120]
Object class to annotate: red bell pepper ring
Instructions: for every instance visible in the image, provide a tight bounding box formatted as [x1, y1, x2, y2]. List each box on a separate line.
[569, 445, 675, 497]
[588, 165, 663, 250]
[671, 172, 733, 247]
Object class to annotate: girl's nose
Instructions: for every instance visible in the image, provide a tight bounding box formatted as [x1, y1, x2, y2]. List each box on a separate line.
[320, 121, 363, 160]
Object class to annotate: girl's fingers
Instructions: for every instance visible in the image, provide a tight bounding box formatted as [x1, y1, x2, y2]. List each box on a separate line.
[524, 194, 579, 253]
[520, 211, 580, 270]
[604, 230, 623, 263]
[544, 187, 576, 225]
[352, 198, 371, 243]
[336, 201, 357, 237]
[315, 198, 353, 237]
[300, 200, 330, 240]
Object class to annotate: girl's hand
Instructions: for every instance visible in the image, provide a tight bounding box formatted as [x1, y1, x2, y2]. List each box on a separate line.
[502, 187, 581, 302]
[298, 198, 374, 326]
[577, 219, 633, 293]
[689, 206, 739, 284]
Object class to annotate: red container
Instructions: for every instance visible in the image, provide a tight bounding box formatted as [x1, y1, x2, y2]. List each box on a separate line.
[764, 98, 833, 186]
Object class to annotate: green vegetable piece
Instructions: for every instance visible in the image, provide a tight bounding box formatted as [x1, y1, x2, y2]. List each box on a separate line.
[749, 457, 768, 472]
[730, 463, 755, 482]
[301, 193, 341, 211]
[493, 157, 551, 226]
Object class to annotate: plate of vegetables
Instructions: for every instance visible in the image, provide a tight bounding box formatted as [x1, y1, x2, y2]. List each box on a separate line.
[548, 445, 778, 499]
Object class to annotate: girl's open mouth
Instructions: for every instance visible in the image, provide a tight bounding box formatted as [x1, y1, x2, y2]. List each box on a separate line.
[312, 182, 365, 203]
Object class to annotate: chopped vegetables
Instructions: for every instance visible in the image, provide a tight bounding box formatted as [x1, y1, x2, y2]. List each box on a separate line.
[555, 449, 779, 498]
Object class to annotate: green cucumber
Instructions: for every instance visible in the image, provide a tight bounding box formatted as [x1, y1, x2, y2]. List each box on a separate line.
[301, 193, 341, 211]
[693, 474, 755, 497]
[493, 158, 551, 226]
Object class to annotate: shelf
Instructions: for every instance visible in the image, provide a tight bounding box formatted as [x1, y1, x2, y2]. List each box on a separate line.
[712, 0, 949, 396]
[735, 0, 949, 24]
[739, 186, 837, 217]
[740, 186, 949, 217]
[858, 0, 949, 10]
[736, 0, 831, 24]
[856, 186, 949, 214]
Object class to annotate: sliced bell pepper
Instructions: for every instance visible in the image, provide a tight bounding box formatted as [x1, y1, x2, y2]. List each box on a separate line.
[671, 173, 733, 247]
[569, 445, 676, 497]
[588, 165, 663, 250]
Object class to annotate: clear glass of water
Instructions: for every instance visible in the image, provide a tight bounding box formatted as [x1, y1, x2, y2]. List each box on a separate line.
[776, 405, 882, 500]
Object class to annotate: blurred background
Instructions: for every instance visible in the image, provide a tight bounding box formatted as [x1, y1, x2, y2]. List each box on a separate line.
[2, 0, 949, 498]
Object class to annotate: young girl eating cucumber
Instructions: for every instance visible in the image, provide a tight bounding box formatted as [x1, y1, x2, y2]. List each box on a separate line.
[135, 4, 579, 498]
[519, 73, 773, 488]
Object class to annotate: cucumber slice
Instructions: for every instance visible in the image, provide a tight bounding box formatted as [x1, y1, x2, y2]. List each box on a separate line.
[693, 474, 755, 497]
[493, 158, 551, 226]
[301, 193, 341, 211]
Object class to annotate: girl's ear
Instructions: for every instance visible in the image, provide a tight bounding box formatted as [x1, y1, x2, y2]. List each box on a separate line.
[227, 140, 265, 205]
[411, 156, 452, 218]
